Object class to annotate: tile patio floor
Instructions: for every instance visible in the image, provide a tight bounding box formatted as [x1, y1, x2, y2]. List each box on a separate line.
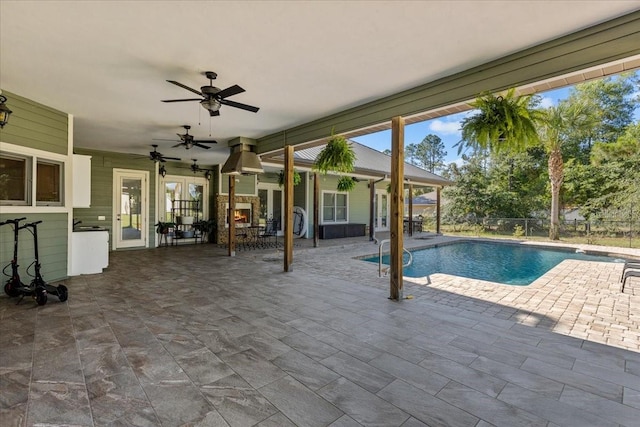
[1, 235, 639, 426]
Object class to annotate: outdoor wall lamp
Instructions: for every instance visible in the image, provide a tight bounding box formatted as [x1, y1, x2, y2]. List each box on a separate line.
[204, 170, 212, 180]
[159, 165, 167, 177]
[0, 91, 13, 128]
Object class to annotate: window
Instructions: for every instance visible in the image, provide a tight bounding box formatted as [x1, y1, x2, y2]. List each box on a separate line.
[1, 151, 66, 207]
[322, 191, 348, 223]
[36, 159, 63, 205]
[0, 153, 30, 205]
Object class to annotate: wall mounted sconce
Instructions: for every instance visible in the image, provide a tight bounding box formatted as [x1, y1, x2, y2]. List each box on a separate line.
[204, 170, 211, 180]
[0, 91, 13, 128]
[159, 165, 167, 177]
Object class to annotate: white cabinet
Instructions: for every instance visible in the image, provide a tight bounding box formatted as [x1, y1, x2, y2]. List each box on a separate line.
[70, 230, 109, 275]
[73, 154, 92, 207]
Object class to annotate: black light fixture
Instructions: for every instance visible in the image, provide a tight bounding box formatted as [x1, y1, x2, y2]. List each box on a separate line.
[159, 165, 167, 177]
[204, 170, 212, 180]
[0, 91, 13, 128]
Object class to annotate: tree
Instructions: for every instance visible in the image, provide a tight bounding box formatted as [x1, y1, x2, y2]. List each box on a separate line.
[565, 74, 638, 147]
[537, 101, 590, 239]
[414, 134, 447, 173]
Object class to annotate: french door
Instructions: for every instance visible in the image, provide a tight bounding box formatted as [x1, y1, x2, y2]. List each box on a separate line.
[257, 183, 283, 234]
[159, 175, 209, 224]
[374, 190, 389, 231]
[113, 169, 149, 249]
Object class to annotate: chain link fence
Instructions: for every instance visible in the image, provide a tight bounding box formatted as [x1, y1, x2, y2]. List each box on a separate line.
[424, 216, 639, 248]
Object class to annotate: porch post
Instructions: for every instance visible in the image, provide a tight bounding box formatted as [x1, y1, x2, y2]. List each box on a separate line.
[313, 172, 319, 248]
[369, 178, 375, 241]
[390, 116, 404, 300]
[436, 187, 441, 234]
[408, 183, 413, 237]
[228, 175, 236, 257]
[284, 145, 294, 271]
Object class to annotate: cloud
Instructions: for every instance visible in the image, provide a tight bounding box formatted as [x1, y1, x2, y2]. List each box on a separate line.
[538, 96, 555, 108]
[429, 119, 461, 135]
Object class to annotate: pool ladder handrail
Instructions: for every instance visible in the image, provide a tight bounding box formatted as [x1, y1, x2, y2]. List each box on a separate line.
[378, 239, 413, 277]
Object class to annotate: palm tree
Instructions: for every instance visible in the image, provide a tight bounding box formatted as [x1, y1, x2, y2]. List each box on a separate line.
[538, 101, 591, 239]
[459, 89, 589, 240]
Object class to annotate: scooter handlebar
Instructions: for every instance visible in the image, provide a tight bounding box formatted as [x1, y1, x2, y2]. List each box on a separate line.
[0, 217, 27, 226]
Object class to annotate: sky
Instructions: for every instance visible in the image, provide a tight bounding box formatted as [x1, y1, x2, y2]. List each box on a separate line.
[352, 74, 640, 168]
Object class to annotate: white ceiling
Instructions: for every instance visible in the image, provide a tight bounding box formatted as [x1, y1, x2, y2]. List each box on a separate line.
[1, 1, 639, 166]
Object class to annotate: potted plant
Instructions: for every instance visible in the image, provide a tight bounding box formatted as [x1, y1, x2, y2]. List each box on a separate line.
[278, 169, 302, 187]
[313, 132, 357, 191]
[457, 88, 542, 154]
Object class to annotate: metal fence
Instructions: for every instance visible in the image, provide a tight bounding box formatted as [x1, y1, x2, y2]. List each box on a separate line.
[425, 217, 639, 248]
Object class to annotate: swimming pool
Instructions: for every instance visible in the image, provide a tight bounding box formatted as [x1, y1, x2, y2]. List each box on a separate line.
[364, 241, 622, 285]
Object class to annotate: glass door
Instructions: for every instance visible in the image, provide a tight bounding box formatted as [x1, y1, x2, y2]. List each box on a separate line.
[375, 190, 389, 231]
[113, 169, 148, 249]
[257, 183, 283, 233]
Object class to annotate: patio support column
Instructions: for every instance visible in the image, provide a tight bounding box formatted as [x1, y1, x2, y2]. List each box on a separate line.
[284, 145, 294, 271]
[369, 179, 375, 241]
[228, 175, 236, 257]
[408, 183, 414, 237]
[436, 187, 441, 234]
[313, 172, 319, 248]
[390, 116, 404, 300]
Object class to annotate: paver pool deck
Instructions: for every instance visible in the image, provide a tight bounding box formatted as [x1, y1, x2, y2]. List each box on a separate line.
[1, 234, 639, 426]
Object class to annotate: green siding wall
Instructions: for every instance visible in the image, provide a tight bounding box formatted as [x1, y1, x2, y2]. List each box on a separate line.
[317, 176, 369, 224]
[294, 173, 306, 208]
[73, 149, 156, 248]
[0, 213, 68, 283]
[0, 91, 68, 155]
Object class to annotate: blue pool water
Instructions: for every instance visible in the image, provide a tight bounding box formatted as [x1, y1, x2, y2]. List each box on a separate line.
[365, 241, 622, 286]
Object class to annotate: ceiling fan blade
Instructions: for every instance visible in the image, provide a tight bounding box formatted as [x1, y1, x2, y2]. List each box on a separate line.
[171, 143, 183, 148]
[152, 138, 180, 141]
[194, 143, 212, 150]
[163, 156, 182, 161]
[161, 98, 202, 103]
[209, 109, 220, 117]
[220, 99, 260, 113]
[216, 84, 245, 99]
[193, 140, 217, 144]
[166, 80, 203, 96]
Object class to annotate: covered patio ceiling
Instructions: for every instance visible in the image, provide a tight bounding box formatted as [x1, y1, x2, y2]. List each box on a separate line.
[1, 2, 639, 166]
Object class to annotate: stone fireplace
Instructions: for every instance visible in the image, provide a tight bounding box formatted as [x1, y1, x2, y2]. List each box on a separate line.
[215, 195, 259, 244]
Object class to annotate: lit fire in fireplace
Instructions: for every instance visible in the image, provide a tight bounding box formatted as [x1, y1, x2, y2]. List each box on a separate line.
[234, 209, 250, 223]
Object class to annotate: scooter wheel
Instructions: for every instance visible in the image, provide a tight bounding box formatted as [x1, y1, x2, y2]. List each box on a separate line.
[56, 285, 68, 302]
[4, 281, 20, 297]
[35, 288, 47, 306]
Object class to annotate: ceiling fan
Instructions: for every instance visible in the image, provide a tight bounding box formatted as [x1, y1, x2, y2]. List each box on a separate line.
[162, 71, 260, 116]
[185, 159, 213, 179]
[154, 125, 218, 150]
[148, 144, 181, 163]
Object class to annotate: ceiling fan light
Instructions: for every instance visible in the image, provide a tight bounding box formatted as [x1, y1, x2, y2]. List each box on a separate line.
[200, 98, 221, 112]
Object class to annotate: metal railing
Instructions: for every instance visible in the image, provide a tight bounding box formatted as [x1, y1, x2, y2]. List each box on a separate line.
[378, 239, 413, 277]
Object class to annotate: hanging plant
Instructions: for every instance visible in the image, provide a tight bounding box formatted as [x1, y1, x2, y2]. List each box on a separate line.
[457, 88, 543, 154]
[277, 169, 302, 187]
[337, 176, 357, 192]
[313, 133, 356, 175]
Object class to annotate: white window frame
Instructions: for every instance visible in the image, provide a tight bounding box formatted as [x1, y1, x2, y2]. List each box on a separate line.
[321, 190, 349, 224]
[36, 158, 64, 206]
[0, 152, 31, 206]
[0, 144, 68, 211]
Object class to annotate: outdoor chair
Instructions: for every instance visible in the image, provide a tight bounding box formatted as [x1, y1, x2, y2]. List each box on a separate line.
[257, 219, 278, 248]
[620, 261, 640, 292]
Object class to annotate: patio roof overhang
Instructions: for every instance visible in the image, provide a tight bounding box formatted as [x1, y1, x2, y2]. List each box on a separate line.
[255, 11, 640, 155]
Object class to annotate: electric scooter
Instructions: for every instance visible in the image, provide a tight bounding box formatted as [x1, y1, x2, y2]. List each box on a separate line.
[21, 220, 68, 305]
[1, 217, 47, 305]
